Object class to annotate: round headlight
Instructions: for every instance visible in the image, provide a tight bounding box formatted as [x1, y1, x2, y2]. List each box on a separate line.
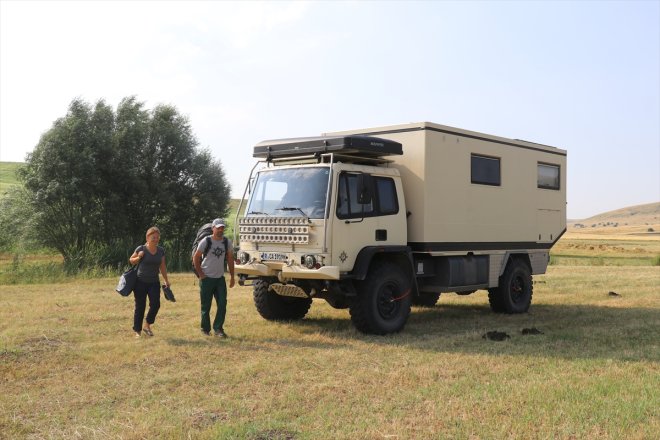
[238, 251, 250, 265]
[303, 255, 316, 269]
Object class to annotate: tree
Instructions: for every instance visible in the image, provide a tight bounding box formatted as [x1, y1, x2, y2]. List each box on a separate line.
[0, 185, 39, 253]
[18, 97, 230, 271]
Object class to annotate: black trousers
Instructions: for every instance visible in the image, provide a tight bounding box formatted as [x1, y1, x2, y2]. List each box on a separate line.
[133, 279, 161, 332]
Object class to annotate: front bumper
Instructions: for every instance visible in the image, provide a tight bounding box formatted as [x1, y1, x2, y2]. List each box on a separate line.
[235, 262, 340, 280]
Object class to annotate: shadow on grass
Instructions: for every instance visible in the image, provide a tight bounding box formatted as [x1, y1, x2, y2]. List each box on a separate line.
[287, 303, 660, 362]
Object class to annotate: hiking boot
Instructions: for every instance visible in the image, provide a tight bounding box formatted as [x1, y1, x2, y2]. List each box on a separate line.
[201, 329, 211, 336]
[214, 328, 228, 338]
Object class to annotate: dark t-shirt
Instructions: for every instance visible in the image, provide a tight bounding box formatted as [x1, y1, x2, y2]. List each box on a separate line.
[135, 245, 165, 283]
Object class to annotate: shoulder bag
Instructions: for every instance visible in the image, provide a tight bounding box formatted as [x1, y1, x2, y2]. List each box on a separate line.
[115, 246, 143, 297]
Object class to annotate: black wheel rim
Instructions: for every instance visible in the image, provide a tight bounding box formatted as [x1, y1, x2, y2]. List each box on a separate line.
[510, 274, 527, 304]
[376, 281, 400, 320]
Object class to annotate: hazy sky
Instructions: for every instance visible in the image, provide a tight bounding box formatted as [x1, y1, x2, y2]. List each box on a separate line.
[1, 0, 658, 219]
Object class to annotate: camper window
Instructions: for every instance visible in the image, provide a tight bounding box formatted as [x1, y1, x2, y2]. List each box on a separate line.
[471, 154, 501, 186]
[537, 163, 560, 190]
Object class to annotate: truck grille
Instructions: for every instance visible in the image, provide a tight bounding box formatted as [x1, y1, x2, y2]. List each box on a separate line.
[239, 217, 310, 244]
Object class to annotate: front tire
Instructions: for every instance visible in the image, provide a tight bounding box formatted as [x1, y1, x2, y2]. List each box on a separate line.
[349, 262, 412, 335]
[253, 278, 312, 321]
[488, 259, 533, 314]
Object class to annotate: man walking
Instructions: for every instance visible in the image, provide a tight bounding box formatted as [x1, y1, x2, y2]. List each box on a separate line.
[193, 218, 235, 337]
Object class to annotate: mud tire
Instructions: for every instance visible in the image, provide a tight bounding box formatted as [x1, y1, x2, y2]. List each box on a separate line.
[488, 259, 533, 314]
[349, 262, 412, 335]
[253, 278, 312, 321]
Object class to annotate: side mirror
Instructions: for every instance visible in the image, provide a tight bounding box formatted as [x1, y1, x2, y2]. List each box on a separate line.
[356, 173, 373, 205]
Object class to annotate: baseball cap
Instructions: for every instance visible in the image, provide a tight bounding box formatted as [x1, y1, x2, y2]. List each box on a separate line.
[212, 218, 226, 228]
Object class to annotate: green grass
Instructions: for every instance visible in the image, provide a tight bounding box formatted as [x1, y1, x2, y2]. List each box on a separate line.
[1, 266, 659, 439]
[549, 254, 657, 266]
[1, 193, 658, 437]
[0, 161, 22, 194]
[550, 237, 660, 266]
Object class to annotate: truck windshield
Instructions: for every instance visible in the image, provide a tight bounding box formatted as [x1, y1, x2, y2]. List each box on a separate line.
[246, 167, 330, 219]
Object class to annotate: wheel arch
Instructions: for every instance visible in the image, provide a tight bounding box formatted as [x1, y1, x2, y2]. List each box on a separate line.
[499, 252, 532, 277]
[351, 246, 413, 281]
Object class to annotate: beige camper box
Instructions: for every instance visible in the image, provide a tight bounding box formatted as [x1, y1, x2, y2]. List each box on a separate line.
[235, 122, 567, 335]
[327, 122, 567, 247]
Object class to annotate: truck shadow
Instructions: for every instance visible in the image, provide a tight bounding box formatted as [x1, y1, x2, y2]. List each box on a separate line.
[296, 303, 660, 363]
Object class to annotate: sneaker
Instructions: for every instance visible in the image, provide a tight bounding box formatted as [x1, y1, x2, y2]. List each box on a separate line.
[214, 328, 228, 338]
[201, 329, 211, 336]
[135, 332, 141, 338]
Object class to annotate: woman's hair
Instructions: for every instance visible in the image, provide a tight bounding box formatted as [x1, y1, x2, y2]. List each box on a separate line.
[146, 226, 160, 238]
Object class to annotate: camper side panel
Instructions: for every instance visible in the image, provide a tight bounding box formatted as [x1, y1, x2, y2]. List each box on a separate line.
[326, 123, 566, 248]
[414, 130, 566, 245]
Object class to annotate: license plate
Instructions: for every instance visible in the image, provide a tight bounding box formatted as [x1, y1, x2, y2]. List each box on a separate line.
[260, 252, 288, 261]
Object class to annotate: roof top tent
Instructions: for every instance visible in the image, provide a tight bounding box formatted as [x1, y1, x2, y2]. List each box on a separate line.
[253, 135, 403, 160]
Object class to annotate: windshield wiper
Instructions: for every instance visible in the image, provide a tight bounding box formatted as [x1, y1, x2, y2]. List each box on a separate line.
[247, 211, 269, 216]
[276, 207, 308, 218]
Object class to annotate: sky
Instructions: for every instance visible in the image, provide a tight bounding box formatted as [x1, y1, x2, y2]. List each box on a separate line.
[1, 0, 658, 220]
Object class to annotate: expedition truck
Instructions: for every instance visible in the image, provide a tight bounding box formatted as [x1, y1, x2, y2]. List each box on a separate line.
[234, 122, 567, 335]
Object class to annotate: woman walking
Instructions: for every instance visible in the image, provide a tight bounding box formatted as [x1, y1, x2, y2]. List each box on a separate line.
[128, 226, 170, 337]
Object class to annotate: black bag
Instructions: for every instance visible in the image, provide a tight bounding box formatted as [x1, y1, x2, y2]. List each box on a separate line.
[191, 223, 228, 277]
[115, 245, 143, 297]
[162, 284, 176, 302]
[116, 266, 138, 296]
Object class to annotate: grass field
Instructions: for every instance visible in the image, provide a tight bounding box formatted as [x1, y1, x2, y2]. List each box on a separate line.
[1, 170, 658, 438]
[1, 264, 658, 439]
[551, 233, 660, 266]
[0, 161, 22, 194]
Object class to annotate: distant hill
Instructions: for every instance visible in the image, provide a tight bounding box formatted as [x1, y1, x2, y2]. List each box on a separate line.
[568, 202, 660, 236]
[0, 161, 23, 193]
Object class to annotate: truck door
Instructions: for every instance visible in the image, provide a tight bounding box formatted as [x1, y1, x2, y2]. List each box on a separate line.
[331, 171, 405, 271]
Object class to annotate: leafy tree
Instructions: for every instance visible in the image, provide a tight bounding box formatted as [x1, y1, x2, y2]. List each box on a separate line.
[0, 185, 39, 253]
[18, 97, 230, 271]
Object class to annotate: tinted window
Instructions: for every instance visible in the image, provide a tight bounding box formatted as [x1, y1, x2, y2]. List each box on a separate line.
[375, 177, 398, 215]
[336, 173, 398, 219]
[337, 173, 374, 219]
[538, 163, 560, 190]
[471, 154, 501, 186]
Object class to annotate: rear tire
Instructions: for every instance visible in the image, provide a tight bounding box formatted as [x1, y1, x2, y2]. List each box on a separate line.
[488, 259, 533, 314]
[253, 278, 312, 321]
[349, 262, 412, 335]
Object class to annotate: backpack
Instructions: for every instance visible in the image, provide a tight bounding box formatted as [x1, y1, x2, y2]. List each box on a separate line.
[191, 223, 228, 277]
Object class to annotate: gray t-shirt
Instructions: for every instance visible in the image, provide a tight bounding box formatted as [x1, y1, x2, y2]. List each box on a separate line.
[135, 245, 165, 283]
[197, 236, 232, 278]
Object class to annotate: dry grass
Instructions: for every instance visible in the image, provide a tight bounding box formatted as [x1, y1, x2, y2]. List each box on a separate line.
[1, 265, 659, 439]
[552, 233, 659, 266]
